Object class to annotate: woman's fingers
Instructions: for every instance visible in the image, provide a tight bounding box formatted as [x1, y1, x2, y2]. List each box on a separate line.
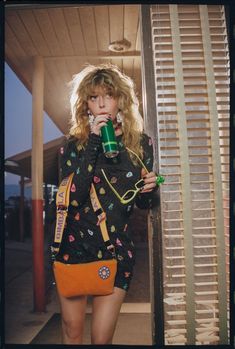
[90, 114, 111, 135]
[143, 172, 156, 183]
[140, 171, 158, 193]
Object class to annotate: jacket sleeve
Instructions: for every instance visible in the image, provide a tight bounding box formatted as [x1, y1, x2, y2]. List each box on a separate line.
[59, 134, 102, 208]
[135, 133, 157, 209]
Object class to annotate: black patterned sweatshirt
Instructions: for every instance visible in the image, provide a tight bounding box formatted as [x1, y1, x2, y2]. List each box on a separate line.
[55, 132, 154, 290]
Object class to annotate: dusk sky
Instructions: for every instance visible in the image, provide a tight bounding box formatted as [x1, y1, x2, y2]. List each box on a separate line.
[5, 63, 63, 185]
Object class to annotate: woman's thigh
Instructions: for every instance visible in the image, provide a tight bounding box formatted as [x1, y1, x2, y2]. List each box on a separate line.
[91, 287, 126, 344]
[58, 293, 88, 335]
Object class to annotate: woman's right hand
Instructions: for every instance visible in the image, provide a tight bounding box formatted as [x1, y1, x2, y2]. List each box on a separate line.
[90, 114, 111, 136]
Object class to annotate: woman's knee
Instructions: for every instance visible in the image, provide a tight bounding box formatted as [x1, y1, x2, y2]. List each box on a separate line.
[62, 318, 84, 340]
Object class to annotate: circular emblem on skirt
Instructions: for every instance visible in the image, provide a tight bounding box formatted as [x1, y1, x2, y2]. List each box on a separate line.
[98, 265, 111, 280]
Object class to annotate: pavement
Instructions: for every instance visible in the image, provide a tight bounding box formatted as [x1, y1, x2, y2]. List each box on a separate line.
[4, 233, 152, 345]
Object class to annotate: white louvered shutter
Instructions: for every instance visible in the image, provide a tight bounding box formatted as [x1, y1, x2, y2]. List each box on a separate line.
[150, 4, 229, 345]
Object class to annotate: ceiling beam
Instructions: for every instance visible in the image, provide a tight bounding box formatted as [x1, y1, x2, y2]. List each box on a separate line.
[4, 3, 116, 10]
[44, 53, 141, 60]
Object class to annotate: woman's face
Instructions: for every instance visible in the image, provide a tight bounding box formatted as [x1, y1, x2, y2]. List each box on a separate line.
[87, 86, 119, 121]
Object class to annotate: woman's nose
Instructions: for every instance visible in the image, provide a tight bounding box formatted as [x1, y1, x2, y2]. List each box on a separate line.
[98, 96, 105, 108]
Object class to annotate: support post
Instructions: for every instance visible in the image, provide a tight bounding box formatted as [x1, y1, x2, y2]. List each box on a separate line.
[31, 55, 45, 312]
[19, 175, 25, 242]
[44, 183, 49, 235]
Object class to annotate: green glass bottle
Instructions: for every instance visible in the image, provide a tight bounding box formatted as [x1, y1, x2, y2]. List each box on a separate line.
[101, 119, 119, 158]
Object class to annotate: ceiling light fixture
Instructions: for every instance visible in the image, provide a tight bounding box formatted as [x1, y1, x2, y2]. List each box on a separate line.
[108, 39, 131, 53]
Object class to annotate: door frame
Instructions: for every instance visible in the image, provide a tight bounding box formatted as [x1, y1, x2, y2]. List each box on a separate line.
[140, 4, 165, 346]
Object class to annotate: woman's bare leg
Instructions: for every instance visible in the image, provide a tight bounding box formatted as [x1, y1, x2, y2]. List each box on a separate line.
[58, 293, 88, 344]
[91, 287, 126, 344]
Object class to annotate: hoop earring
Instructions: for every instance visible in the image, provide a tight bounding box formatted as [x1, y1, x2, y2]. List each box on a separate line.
[116, 111, 123, 124]
[87, 110, 95, 126]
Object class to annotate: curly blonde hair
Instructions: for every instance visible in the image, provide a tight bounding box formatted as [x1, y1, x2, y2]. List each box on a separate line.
[68, 63, 144, 161]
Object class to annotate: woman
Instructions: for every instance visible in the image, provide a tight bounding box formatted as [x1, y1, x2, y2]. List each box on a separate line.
[54, 64, 158, 344]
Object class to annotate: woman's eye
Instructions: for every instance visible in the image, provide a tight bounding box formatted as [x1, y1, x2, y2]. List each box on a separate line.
[106, 93, 113, 98]
[90, 95, 97, 101]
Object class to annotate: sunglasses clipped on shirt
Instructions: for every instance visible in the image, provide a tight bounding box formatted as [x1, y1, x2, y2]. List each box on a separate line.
[101, 147, 149, 205]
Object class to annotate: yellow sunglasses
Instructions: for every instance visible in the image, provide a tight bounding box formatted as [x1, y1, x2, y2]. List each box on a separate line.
[101, 147, 149, 205]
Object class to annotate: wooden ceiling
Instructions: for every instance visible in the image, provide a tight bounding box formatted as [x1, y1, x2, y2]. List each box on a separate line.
[5, 4, 142, 135]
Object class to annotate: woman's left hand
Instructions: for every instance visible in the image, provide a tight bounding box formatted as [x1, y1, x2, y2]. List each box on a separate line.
[140, 171, 158, 193]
